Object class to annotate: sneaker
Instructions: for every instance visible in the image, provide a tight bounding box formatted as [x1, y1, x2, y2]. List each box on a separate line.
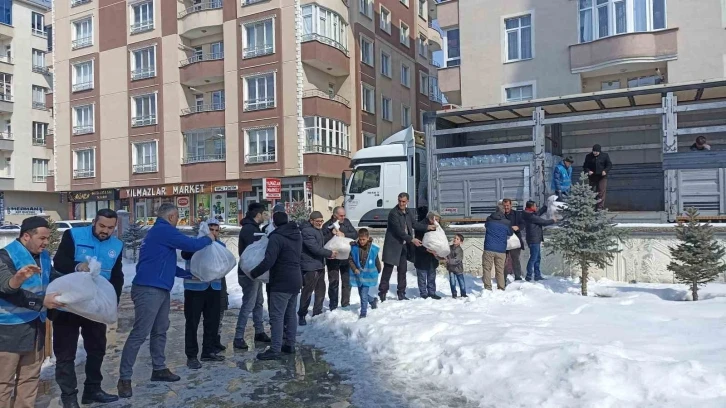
[370, 298, 378, 309]
[233, 338, 249, 350]
[534, 276, 546, 281]
[430, 294, 442, 300]
[420, 295, 428, 299]
[254, 332, 272, 343]
[281, 345, 296, 354]
[186, 358, 202, 370]
[81, 388, 119, 404]
[150, 368, 181, 382]
[359, 314, 367, 319]
[200, 353, 225, 362]
[379, 293, 386, 302]
[525, 277, 532, 282]
[257, 349, 282, 361]
[117, 380, 132, 399]
[298, 316, 307, 326]
[397, 293, 410, 301]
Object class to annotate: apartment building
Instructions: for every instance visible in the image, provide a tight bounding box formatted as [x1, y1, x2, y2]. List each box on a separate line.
[50, 0, 442, 224]
[0, 0, 60, 224]
[437, 0, 726, 106]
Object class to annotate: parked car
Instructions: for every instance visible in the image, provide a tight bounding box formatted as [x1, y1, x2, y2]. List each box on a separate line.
[55, 220, 92, 232]
[0, 224, 19, 231]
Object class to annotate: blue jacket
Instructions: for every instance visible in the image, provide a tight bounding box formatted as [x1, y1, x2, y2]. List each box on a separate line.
[132, 218, 213, 291]
[551, 161, 573, 193]
[349, 243, 380, 287]
[484, 212, 512, 254]
[180, 241, 226, 291]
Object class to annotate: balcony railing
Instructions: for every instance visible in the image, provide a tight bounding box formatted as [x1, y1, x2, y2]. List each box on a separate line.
[73, 125, 94, 135]
[131, 67, 156, 80]
[32, 28, 47, 38]
[32, 101, 46, 110]
[431, 59, 441, 68]
[133, 163, 158, 174]
[178, 0, 223, 19]
[305, 144, 350, 157]
[182, 153, 226, 164]
[244, 98, 275, 112]
[180, 52, 224, 67]
[32, 137, 46, 146]
[0, 55, 12, 64]
[301, 33, 348, 55]
[241, 0, 266, 5]
[72, 36, 93, 50]
[73, 169, 95, 179]
[47, 128, 54, 136]
[130, 19, 154, 34]
[48, 169, 55, 176]
[302, 89, 350, 107]
[245, 153, 276, 164]
[32, 65, 50, 75]
[32, 175, 47, 183]
[131, 115, 157, 127]
[243, 44, 274, 59]
[0, 94, 12, 102]
[72, 82, 93, 92]
[181, 103, 225, 115]
[0, 132, 12, 140]
[71, 0, 92, 6]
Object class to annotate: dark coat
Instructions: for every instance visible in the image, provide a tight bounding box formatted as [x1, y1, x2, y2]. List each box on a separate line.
[523, 206, 555, 245]
[382, 206, 416, 265]
[484, 212, 512, 254]
[413, 219, 439, 270]
[583, 152, 613, 179]
[322, 217, 358, 270]
[503, 209, 526, 249]
[446, 245, 464, 275]
[300, 221, 333, 272]
[238, 215, 263, 256]
[250, 222, 303, 294]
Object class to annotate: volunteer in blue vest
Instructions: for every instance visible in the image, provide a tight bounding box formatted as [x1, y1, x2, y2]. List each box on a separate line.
[51, 209, 124, 408]
[117, 203, 215, 399]
[180, 218, 228, 370]
[0, 216, 64, 408]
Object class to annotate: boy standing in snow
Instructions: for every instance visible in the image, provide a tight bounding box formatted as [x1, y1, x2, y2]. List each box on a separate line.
[447, 234, 466, 298]
[348, 229, 381, 318]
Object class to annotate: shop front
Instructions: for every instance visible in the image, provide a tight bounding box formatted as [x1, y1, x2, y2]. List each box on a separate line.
[67, 189, 120, 220]
[241, 176, 313, 214]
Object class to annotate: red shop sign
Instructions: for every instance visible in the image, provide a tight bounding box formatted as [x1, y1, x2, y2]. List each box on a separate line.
[262, 178, 282, 200]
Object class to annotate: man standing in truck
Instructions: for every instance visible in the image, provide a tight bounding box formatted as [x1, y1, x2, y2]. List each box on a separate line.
[552, 156, 574, 200]
[583, 144, 612, 210]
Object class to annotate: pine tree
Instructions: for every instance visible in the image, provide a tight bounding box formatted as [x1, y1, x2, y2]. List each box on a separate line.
[547, 174, 626, 296]
[121, 222, 145, 262]
[46, 218, 61, 256]
[287, 200, 311, 224]
[667, 207, 726, 301]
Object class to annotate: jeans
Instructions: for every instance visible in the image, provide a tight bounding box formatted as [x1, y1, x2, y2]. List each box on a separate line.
[448, 273, 466, 297]
[234, 274, 265, 340]
[379, 246, 408, 297]
[527, 243, 542, 279]
[268, 292, 298, 353]
[298, 269, 326, 317]
[416, 268, 437, 297]
[327, 262, 351, 309]
[53, 312, 107, 401]
[184, 288, 221, 358]
[119, 284, 171, 380]
[358, 286, 376, 316]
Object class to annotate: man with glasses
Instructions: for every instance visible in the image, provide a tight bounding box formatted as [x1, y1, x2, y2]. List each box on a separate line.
[322, 207, 358, 310]
[298, 212, 335, 325]
[379, 193, 422, 301]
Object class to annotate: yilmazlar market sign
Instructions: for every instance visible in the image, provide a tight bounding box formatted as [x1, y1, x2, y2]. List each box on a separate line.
[121, 184, 207, 199]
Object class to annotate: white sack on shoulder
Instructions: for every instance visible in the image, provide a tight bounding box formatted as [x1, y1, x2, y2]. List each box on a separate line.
[240, 234, 270, 283]
[423, 222, 450, 258]
[46, 256, 118, 325]
[190, 222, 237, 282]
[545, 195, 567, 220]
[506, 234, 521, 250]
[324, 235, 354, 260]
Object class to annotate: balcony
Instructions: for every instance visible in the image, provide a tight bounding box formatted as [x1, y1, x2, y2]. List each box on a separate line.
[178, 1, 223, 37]
[569, 28, 678, 74]
[301, 36, 350, 77]
[130, 19, 154, 35]
[71, 0, 92, 6]
[71, 36, 92, 50]
[32, 175, 47, 183]
[181, 103, 225, 115]
[32, 65, 50, 75]
[179, 53, 224, 86]
[303, 151, 350, 177]
[0, 24, 13, 40]
[302, 90, 350, 107]
[32, 101, 47, 110]
[305, 144, 350, 157]
[32, 28, 47, 39]
[245, 152, 275, 164]
[0, 94, 12, 113]
[428, 22, 442, 52]
[32, 137, 46, 146]
[183, 153, 225, 164]
[179, 52, 223, 67]
[436, 0, 459, 29]
[72, 82, 93, 92]
[0, 132, 12, 150]
[243, 98, 275, 112]
[73, 169, 95, 179]
[73, 125, 94, 135]
[243, 45, 274, 59]
[438, 65, 461, 105]
[133, 163, 158, 174]
[131, 115, 157, 128]
[180, 103, 224, 130]
[131, 67, 156, 81]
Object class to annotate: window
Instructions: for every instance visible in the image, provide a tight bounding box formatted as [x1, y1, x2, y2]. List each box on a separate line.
[302, 5, 348, 53]
[72, 18, 93, 49]
[401, 63, 410, 87]
[211, 90, 225, 110]
[400, 22, 410, 47]
[183, 128, 226, 163]
[131, 46, 156, 80]
[304, 117, 350, 156]
[73, 104, 94, 134]
[349, 165, 381, 193]
[380, 7, 391, 33]
[32, 86, 46, 109]
[361, 84, 375, 113]
[505, 84, 534, 102]
[32, 159, 49, 182]
[245, 127, 276, 163]
[579, 0, 666, 43]
[401, 104, 411, 127]
[71, 0, 92, 6]
[74, 149, 95, 179]
[601, 80, 621, 90]
[505, 15, 532, 62]
[381, 96, 392, 121]
[627, 75, 662, 87]
[419, 72, 428, 94]
[381, 51, 391, 77]
[444, 28, 460, 67]
[130, 1, 154, 34]
[72, 60, 93, 92]
[32, 49, 46, 73]
[132, 93, 157, 127]
[429, 77, 441, 102]
[359, 0, 372, 18]
[244, 73, 275, 111]
[0, 0, 11, 26]
[400, 0, 409, 7]
[418, 0, 426, 19]
[360, 36, 374, 66]
[31, 12, 45, 37]
[132, 141, 158, 173]
[244, 19, 274, 58]
[0, 73, 10, 101]
[363, 133, 376, 147]
[418, 34, 428, 58]
[32, 122, 48, 145]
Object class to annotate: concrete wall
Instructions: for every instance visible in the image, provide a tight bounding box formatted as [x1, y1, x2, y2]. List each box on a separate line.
[2, 190, 65, 224]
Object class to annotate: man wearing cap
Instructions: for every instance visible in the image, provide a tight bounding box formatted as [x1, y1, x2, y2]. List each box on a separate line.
[298, 211, 335, 325]
[552, 156, 574, 200]
[262, 203, 286, 234]
[0, 216, 64, 408]
[51, 209, 124, 407]
[583, 144, 612, 210]
[322, 206, 358, 310]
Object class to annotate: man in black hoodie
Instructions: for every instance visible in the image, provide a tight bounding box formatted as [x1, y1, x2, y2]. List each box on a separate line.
[298, 211, 335, 326]
[583, 144, 612, 210]
[233, 203, 271, 350]
[322, 206, 358, 310]
[250, 212, 302, 361]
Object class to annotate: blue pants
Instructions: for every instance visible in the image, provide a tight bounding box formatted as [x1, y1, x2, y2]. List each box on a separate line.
[448, 273, 466, 296]
[358, 286, 376, 317]
[526, 243, 542, 279]
[416, 268, 437, 297]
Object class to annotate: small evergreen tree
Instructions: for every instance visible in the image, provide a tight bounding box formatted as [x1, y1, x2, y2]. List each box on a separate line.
[121, 222, 145, 262]
[46, 218, 61, 256]
[548, 174, 626, 296]
[667, 207, 726, 301]
[287, 201, 311, 224]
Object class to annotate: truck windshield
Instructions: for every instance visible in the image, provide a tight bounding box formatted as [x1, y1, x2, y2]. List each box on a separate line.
[349, 166, 381, 194]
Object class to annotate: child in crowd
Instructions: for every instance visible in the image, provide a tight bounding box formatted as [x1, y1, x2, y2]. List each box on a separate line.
[447, 234, 467, 298]
[348, 228, 381, 318]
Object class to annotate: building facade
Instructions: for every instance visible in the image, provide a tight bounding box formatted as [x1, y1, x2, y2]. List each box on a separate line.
[50, 0, 442, 224]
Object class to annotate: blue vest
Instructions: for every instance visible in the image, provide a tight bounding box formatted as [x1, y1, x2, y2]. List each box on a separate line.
[70, 226, 123, 280]
[349, 244, 380, 287]
[0, 240, 51, 325]
[183, 241, 224, 291]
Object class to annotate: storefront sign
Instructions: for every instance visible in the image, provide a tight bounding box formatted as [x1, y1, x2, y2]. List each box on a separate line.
[67, 189, 118, 202]
[177, 197, 190, 207]
[122, 184, 206, 198]
[262, 178, 281, 200]
[6, 206, 43, 215]
[214, 185, 238, 192]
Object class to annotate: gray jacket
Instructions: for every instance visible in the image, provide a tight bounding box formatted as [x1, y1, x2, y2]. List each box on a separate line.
[300, 221, 333, 272]
[446, 245, 464, 275]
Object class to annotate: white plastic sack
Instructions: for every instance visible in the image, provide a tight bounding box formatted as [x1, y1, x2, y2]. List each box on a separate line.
[422, 222, 450, 258]
[240, 234, 269, 283]
[190, 223, 237, 282]
[545, 195, 567, 220]
[506, 234, 521, 250]
[324, 235, 354, 260]
[46, 257, 118, 325]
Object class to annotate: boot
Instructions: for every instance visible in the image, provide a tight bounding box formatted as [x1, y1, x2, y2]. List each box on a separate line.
[200, 353, 225, 362]
[370, 298, 378, 310]
[233, 338, 249, 350]
[430, 294, 442, 300]
[81, 388, 118, 404]
[187, 358, 202, 369]
[257, 349, 282, 361]
[379, 293, 386, 302]
[150, 368, 181, 382]
[61, 398, 80, 408]
[117, 380, 132, 399]
[254, 332, 272, 343]
[298, 316, 307, 326]
[397, 293, 410, 301]
[281, 345, 295, 354]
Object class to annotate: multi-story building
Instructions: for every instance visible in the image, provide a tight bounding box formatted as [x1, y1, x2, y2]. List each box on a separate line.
[0, 0, 59, 224]
[50, 0, 442, 224]
[437, 0, 726, 106]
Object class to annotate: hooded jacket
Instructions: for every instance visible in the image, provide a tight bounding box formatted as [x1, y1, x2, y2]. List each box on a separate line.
[300, 221, 333, 272]
[250, 222, 303, 294]
[523, 206, 555, 244]
[238, 214, 263, 256]
[484, 212, 512, 254]
[552, 161, 573, 193]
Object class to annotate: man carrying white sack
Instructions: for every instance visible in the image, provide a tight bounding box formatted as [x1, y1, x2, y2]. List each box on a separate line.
[51, 209, 124, 408]
[413, 212, 443, 300]
[0, 216, 65, 408]
[322, 207, 358, 311]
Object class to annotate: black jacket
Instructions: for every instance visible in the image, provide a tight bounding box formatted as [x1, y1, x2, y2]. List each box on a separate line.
[503, 209, 526, 249]
[413, 220, 439, 270]
[238, 215, 263, 256]
[523, 207, 555, 245]
[583, 152, 613, 178]
[322, 217, 358, 269]
[250, 222, 303, 294]
[300, 221, 333, 272]
[382, 206, 416, 265]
